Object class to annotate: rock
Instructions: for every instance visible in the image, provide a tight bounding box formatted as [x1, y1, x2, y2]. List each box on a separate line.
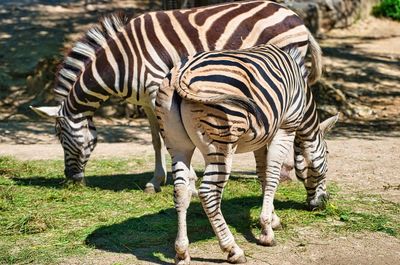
[282, 0, 380, 33]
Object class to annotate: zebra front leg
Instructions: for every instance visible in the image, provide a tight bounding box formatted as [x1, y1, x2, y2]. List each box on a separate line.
[143, 106, 167, 193]
[259, 130, 295, 246]
[254, 146, 281, 230]
[199, 152, 246, 264]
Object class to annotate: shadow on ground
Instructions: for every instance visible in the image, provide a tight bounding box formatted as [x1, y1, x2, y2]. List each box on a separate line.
[329, 120, 400, 139]
[84, 195, 305, 264]
[12, 171, 156, 191]
[315, 43, 400, 139]
[0, 120, 152, 144]
[11, 170, 307, 264]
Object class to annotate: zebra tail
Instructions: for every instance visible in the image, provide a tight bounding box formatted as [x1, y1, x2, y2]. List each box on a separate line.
[307, 31, 322, 85]
[204, 95, 262, 121]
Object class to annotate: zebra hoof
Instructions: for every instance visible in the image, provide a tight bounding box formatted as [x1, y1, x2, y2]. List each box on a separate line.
[175, 250, 191, 265]
[258, 232, 276, 246]
[144, 184, 161, 193]
[227, 245, 246, 264]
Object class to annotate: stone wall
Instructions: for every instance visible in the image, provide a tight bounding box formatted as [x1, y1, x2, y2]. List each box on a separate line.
[282, 0, 380, 34]
[163, 0, 380, 34]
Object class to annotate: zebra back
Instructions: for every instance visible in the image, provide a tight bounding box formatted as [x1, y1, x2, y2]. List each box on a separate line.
[53, 0, 318, 114]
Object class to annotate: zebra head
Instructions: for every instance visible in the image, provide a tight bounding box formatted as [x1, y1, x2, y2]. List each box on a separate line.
[30, 105, 97, 183]
[295, 114, 339, 210]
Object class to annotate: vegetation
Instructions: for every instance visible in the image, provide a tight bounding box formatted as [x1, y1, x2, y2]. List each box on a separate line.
[373, 0, 400, 20]
[0, 155, 399, 264]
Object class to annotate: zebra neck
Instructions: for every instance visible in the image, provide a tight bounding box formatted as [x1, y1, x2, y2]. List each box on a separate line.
[62, 89, 105, 121]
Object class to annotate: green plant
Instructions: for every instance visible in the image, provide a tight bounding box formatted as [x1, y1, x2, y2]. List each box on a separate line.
[0, 156, 399, 264]
[373, 0, 400, 20]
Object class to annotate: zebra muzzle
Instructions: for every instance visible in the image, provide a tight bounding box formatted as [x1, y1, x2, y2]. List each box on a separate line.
[64, 169, 85, 182]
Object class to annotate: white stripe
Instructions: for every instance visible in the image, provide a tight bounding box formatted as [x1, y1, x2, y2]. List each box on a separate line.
[128, 20, 141, 102]
[87, 27, 107, 46]
[140, 16, 167, 77]
[57, 76, 73, 90]
[141, 16, 169, 73]
[112, 33, 129, 97]
[215, 2, 268, 49]
[150, 13, 180, 65]
[104, 44, 120, 94]
[72, 42, 96, 59]
[65, 56, 85, 71]
[169, 11, 196, 56]
[240, 7, 293, 48]
[196, 4, 239, 51]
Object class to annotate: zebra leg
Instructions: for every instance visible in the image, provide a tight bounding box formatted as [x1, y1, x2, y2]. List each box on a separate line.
[199, 152, 246, 264]
[143, 106, 167, 193]
[189, 165, 198, 197]
[254, 146, 281, 230]
[172, 154, 194, 265]
[259, 130, 295, 246]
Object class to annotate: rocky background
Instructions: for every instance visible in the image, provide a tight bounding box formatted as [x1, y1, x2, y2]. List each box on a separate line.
[0, 0, 388, 121]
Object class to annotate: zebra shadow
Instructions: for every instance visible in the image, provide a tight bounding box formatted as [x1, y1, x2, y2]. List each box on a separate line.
[11, 170, 256, 192]
[11, 171, 158, 192]
[85, 195, 306, 264]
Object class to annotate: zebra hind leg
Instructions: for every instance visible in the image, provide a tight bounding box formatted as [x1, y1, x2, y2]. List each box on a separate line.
[259, 129, 295, 246]
[172, 156, 194, 265]
[199, 152, 246, 264]
[254, 146, 282, 230]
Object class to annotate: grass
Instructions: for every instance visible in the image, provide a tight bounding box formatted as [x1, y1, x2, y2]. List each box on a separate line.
[373, 0, 400, 21]
[0, 155, 399, 264]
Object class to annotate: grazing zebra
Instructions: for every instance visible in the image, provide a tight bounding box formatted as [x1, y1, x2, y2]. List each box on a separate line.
[155, 44, 337, 264]
[30, 0, 322, 193]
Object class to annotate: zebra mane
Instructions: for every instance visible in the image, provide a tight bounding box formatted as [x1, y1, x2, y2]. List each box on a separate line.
[283, 46, 308, 83]
[54, 12, 132, 102]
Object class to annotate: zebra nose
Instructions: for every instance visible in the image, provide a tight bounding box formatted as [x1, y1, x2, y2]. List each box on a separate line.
[307, 192, 330, 211]
[64, 168, 85, 182]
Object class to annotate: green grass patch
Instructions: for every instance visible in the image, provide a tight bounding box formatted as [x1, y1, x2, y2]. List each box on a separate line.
[0, 156, 399, 264]
[373, 0, 400, 20]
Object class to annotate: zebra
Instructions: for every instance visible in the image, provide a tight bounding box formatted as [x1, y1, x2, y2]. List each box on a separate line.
[155, 44, 338, 264]
[30, 0, 322, 193]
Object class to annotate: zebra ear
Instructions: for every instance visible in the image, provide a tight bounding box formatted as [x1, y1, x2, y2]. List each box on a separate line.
[30, 105, 63, 119]
[320, 113, 339, 136]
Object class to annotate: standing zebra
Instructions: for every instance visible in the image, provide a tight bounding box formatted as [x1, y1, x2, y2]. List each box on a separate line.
[155, 44, 337, 264]
[30, 0, 322, 193]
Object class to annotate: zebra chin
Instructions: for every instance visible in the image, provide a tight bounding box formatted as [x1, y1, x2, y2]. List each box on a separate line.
[307, 192, 330, 211]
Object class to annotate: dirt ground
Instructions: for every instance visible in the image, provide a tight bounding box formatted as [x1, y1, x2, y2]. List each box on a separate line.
[0, 13, 400, 265]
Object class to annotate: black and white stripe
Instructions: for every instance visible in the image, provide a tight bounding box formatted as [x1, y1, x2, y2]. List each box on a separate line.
[155, 43, 336, 262]
[32, 0, 322, 192]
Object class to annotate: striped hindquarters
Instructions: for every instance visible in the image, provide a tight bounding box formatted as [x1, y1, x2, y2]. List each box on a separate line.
[165, 44, 308, 150]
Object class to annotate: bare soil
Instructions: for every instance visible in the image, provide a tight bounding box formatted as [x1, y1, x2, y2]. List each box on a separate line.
[0, 13, 399, 265]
